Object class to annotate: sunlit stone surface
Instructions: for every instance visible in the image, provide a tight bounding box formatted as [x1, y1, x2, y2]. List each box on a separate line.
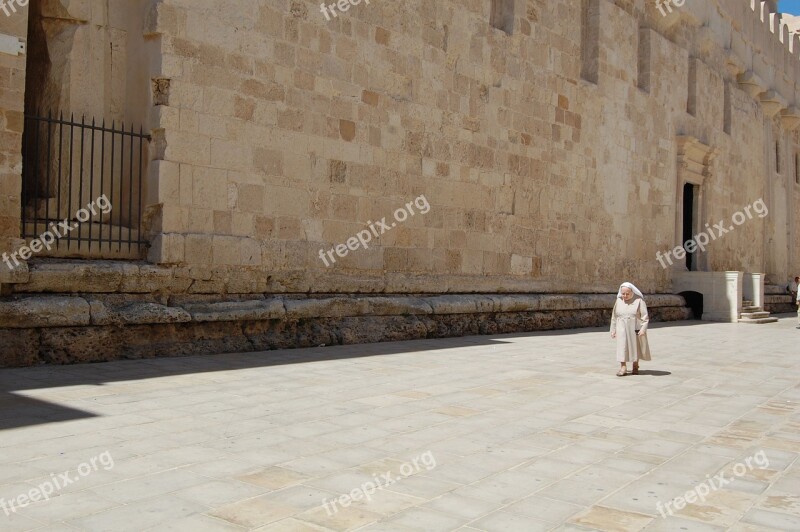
[0, 317, 798, 530]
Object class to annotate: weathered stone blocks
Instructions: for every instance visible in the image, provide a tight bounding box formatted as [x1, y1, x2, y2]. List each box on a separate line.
[0, 292, 690, 367]
[0, 296, 90, 328]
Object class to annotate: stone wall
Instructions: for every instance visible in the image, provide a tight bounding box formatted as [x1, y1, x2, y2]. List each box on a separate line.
[764, 282, 798, 314]
[129, 0, 800, 297]
[2, 1, 798, 296]
[0, 1, 28, 288]
[1, 1, 799, 365]
[0, 290, 690, 367]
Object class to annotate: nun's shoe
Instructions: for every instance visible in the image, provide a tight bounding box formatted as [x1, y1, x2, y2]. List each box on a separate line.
[616, 368, 626, 377]
[631, 364, 639, 375]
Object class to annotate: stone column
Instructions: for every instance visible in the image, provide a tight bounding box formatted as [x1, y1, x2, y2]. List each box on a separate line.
[742, 273, 765, 309]
[725, 271, 743, 322]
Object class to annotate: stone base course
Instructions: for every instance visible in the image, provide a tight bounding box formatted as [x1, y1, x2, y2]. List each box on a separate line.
[0, 293, 690, 367]
[764, 294, 797, 314]
[5, 260, 645, 296]
[764, 285, 797, 314]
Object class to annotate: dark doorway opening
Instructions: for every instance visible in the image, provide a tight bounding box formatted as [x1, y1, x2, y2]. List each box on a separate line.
[682, 183, 697, 271]
[679, 291, 703, 320]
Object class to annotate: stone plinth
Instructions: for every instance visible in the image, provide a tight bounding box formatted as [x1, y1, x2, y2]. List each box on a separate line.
[673, 271, 742, 322]
[0, 292, 691, 367]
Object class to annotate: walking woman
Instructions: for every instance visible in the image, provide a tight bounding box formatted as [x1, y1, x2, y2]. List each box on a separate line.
[610, 282, 651, 376]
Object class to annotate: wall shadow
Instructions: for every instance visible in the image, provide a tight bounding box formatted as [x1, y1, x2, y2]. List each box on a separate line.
[0, 319, 710, 430]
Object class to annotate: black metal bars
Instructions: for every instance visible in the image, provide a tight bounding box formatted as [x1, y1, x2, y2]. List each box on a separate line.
[21, 111, 151, 256]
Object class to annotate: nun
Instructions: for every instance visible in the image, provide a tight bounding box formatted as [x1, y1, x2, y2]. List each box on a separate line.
[610, 282, 651, 376]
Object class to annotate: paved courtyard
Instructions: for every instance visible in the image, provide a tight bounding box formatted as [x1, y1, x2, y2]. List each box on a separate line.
[1, 316, 799, 531]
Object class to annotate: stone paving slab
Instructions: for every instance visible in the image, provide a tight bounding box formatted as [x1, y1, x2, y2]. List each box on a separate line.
[0, 316, 798, 531]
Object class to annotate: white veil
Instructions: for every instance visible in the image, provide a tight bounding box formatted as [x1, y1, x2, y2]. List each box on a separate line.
[617, 282, 644, 300]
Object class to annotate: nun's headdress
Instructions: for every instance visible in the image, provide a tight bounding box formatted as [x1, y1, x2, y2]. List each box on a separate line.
[617, 282, 644, 300]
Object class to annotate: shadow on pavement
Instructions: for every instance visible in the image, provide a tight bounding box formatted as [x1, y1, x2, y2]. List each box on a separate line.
[1, 334, 516, 430]
[0, 318, 726, 430]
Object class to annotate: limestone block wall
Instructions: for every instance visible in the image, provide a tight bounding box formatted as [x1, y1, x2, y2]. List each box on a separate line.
[131, 0, 800, 297]
[0, 2, 28, 286]
[1, 0, 798, 297]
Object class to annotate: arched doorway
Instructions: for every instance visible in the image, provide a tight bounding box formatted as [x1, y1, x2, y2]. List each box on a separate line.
[679, 290, 703, 320]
